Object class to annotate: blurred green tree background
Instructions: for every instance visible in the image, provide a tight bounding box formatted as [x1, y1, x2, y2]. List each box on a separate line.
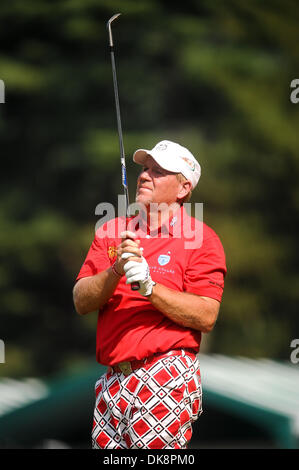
[0, 0, 298, 377]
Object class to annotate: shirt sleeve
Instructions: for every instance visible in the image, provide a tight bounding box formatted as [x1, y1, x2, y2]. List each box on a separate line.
[76, 228, 111, 281]
[183, 233, 227, 302]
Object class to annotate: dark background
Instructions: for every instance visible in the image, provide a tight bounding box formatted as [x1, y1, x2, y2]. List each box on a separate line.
[0, 0, 298, 383]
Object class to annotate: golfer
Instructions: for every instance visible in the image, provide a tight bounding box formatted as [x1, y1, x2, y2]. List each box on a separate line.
[73, 140, 227, 449]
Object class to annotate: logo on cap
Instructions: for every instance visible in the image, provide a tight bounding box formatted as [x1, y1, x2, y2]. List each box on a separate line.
[156, 143, 168, 151]
[182, 156, 195, 172]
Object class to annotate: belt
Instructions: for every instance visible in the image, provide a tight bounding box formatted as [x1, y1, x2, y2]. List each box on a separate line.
[109, 349, 197, 376]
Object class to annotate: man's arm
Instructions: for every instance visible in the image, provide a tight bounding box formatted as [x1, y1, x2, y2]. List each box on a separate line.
[73, 267, 121, 315]
[73, 233, 143, 315]
[122, 234, 221, 333]
[148, 284, 220, 333]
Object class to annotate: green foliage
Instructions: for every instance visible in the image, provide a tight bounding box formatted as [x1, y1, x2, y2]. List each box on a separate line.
[0, 0, 298, 377]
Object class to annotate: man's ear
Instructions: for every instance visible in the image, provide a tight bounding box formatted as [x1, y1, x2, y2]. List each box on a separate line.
[177, 180, 192, 200]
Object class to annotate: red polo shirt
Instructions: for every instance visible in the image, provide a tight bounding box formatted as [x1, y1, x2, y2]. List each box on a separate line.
[76, 206, 227, 366]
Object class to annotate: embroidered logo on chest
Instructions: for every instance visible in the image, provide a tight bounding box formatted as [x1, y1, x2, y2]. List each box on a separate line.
[158, 252, 171, 266]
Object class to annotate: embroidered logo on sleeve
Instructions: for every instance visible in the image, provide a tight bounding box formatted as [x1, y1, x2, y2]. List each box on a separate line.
[108, 246, 117, 260]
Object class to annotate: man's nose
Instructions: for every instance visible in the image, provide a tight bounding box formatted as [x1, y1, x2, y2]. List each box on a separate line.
[139, 169, 151, 181]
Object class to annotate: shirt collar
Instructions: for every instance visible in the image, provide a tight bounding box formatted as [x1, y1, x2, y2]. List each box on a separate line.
[129, 204, 187, 238]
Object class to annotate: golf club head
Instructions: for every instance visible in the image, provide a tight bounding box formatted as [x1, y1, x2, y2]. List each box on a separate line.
[107, 13, 121, 47]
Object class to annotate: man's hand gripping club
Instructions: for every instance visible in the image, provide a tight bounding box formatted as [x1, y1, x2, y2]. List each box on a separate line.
[114, 231, 155, 297]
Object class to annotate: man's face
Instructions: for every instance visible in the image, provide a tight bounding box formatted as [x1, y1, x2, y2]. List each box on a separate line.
[135, 156, 182, 207]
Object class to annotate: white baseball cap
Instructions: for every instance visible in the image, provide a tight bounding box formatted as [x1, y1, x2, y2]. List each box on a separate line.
[133, 140, 201, 189]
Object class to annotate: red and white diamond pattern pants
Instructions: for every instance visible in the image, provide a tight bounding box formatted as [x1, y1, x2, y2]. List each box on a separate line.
[92, 351, 202, 449]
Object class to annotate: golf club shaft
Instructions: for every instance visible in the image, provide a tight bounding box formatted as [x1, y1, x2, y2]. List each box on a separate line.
[107, 14, 139, 291]
[108, 15, 129, 214]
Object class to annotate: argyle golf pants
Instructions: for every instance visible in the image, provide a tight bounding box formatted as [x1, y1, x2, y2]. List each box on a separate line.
[92, 351, 202, 449]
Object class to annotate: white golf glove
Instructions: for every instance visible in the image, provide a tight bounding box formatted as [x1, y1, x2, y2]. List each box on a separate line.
[122, 252, 156, 297]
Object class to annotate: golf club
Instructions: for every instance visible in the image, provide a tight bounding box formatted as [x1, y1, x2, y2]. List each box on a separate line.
[107, 13, 140, 291]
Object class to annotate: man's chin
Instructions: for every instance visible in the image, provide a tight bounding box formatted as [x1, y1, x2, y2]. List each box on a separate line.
[136, 194, 151, 206]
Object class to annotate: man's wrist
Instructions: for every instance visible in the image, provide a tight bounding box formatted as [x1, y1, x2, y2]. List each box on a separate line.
[111, 262, 123, 278]
[144, 280, 156, 297]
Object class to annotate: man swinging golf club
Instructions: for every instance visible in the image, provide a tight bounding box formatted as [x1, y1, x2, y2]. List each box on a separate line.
[73, 14, 226, 449]
[73, 138, 227, 449]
